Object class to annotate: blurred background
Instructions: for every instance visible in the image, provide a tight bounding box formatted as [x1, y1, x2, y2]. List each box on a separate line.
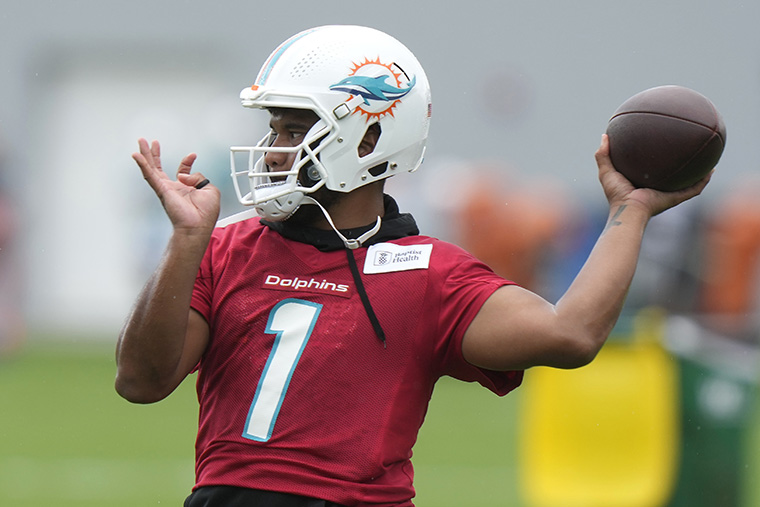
[1, 0, 760, 505]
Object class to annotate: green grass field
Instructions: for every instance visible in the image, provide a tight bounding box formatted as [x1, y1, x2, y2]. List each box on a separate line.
[0, 338, 523, 506]
[4, 337, 760, 507]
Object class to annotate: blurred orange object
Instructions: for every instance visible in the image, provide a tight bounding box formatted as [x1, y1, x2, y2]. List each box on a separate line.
[457, 174, 565, 289]
[700, 181, 760, 336]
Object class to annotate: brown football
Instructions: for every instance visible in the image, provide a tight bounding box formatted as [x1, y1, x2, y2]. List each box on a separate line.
[606, 85, 726, 191]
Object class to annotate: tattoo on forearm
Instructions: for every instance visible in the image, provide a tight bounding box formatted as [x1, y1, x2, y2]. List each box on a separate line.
[604, 205, 627, 232]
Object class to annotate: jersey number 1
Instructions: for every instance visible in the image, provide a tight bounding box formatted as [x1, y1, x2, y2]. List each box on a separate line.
[242, 298, 322, 442]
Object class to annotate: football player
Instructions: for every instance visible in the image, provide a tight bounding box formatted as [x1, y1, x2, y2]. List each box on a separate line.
[116, 25, 709, 507]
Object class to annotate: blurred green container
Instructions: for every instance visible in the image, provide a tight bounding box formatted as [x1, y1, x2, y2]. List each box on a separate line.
[665, 317, 758, 507]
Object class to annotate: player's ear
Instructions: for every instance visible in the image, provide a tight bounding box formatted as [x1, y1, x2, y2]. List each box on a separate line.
[358, 123, 381, 158]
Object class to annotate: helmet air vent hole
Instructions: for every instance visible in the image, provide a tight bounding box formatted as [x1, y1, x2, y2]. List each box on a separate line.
[291, 49, 321, 79]
[368, 162, 388, 177]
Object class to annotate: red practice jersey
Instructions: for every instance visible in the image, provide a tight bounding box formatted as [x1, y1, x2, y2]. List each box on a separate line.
[190, 217, 523, 506]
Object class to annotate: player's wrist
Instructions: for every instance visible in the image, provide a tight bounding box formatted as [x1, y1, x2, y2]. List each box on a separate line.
[607, 197, 653, 224]
[169, 226, 214, 250]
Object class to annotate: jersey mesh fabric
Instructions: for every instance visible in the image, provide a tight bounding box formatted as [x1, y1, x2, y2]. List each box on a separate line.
[190, 218, 523, 506]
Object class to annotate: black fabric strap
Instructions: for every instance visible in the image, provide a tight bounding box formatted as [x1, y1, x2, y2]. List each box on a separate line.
[345, 248, 386, 347]
[184, 486, 347, 506]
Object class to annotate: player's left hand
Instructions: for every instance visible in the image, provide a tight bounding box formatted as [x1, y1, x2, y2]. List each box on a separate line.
[595, 134, 710, 217]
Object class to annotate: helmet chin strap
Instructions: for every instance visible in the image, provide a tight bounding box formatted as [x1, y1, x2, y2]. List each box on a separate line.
[302, 196, 382, 250]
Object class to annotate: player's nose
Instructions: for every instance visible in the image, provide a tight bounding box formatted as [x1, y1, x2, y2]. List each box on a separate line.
[264, 143, 292, 172]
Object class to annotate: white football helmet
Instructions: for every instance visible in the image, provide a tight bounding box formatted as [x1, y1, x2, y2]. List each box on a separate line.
[229, 25, 432, 221]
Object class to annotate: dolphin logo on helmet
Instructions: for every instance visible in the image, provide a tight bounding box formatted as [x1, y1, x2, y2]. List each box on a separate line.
[329, 74, 417, 106]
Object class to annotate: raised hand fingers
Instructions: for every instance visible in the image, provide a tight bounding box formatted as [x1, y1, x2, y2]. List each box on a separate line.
[174, 153, 205, 191]
[132, 138, 169, 191]
[133, 139, 208, 195]
[133, 138, 163, 171]
[176, 167, 211, 189]
[134, 138, 156, 165]
[177, 152, 197, 176]
[150, 139, 162, 171]
[594, 134, 614, 173]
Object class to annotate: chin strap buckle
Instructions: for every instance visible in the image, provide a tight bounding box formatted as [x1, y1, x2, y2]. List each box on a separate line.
[304, 196, 383, 250]
[333, 95, 366, 120]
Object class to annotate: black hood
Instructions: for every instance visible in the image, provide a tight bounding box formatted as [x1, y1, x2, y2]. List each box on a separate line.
[261, 194, 419, 252]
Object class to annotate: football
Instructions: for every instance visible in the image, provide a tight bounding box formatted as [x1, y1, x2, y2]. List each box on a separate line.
[606, 85, 726, 191]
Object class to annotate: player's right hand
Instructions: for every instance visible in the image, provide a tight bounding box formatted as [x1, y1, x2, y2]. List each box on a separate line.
[132, 138, 221, 233]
